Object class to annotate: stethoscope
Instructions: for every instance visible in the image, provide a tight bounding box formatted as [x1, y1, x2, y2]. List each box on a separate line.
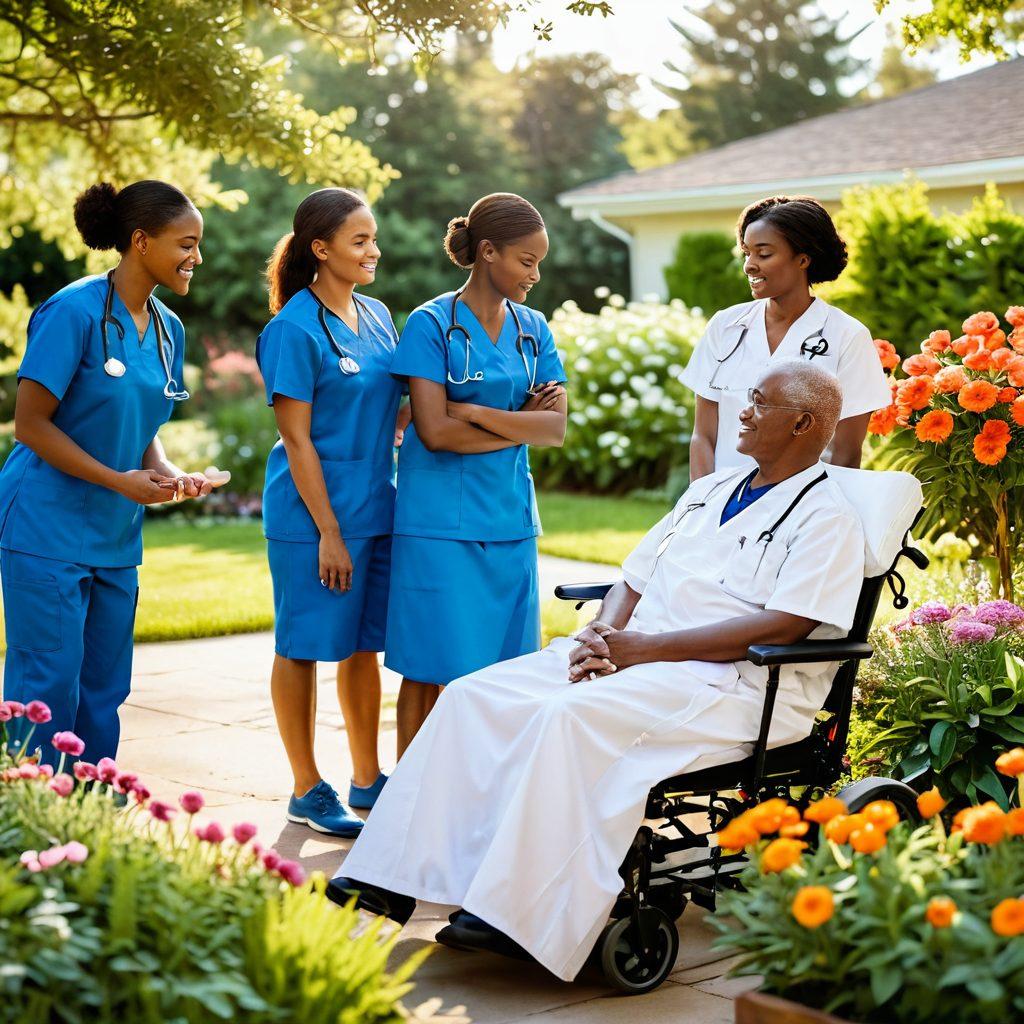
[707, 308, 831, 390]
[101, 272, 189, 401]
[445, 291, 539, 392]
[307, 289, 390, 376]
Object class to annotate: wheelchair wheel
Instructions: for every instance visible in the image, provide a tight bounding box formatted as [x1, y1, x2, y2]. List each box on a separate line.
[836, 777, 921, 822]
[597, 907, 679, 995]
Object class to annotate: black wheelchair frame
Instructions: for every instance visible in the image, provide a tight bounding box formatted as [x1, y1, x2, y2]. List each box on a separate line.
[554, 536, 929, 994]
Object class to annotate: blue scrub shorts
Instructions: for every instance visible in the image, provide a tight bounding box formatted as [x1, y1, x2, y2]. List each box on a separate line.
[385, 535, 540, 686]
[1, 548, 138, 766]
[268, 534, 391, 662]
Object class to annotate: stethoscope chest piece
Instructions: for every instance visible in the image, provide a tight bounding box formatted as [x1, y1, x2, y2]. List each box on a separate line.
[338, 355, 361, 375]
[104, 357, 126, 378]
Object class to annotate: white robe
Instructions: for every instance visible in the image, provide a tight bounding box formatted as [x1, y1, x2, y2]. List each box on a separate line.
[336, 462, 865, 980]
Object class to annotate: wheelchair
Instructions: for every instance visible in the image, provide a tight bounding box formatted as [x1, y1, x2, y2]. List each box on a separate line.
[554, 535, 929, 994]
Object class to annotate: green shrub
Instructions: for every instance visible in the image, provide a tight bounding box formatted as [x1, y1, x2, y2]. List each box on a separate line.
[662, 231, 750, 314]
[533, 294, 705, 493]
[208, 397, 279, 497]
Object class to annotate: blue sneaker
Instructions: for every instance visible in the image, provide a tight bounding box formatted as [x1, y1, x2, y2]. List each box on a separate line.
[348, 772, 388, 810]
[287, 780, 364, 838]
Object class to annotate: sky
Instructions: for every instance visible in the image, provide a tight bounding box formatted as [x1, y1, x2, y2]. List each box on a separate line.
[491, 0, 1008, 114]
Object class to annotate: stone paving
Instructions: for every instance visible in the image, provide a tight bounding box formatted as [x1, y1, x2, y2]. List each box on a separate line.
[18, 554, 756, 1023]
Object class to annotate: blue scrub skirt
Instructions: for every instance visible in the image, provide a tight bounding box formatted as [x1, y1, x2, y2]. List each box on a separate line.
[268, 535, 391, 662]
[385, 535, 540, 685]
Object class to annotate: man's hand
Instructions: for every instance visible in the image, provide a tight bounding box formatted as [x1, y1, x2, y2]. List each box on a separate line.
[568, 655, 616, 684]
[568, 620, 616, 682]
[603, 629, 655, 671]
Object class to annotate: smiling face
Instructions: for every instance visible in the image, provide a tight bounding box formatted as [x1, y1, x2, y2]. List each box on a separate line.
[741, 219, 810, 300]
[312, 205, 380, 288]
[736, 368, 814, 460]
[480, 228, 548, 303]
[137, 207, 203, 296]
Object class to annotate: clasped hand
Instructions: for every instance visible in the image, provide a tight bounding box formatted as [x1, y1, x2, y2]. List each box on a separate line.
[567, 620, 650, 683]
[120, 466, 230, 506]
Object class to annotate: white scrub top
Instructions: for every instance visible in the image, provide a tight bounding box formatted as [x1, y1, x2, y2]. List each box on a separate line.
[681, 297, 891, 471]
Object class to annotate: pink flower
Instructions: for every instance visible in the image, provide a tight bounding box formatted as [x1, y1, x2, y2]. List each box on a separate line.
[947, 620, 997, 644]
[909, 602, 953, 625]
[232, 822, 258, 845]
[19, 851, 41, 873]
[63, 841, 89, 864]
[25, 701, 52, 724]
[38, 845, 66, 869]
[179, 791, 205, 815]
[49, 774, 74, 797]
[132, 784, 151, 804]
[262, 850, 282, 871]
[38, 764, 54, 779]
[972, 600, 1024, 627]
[51, 731, 86, 756]
[276, 860, 305, 887]
[149, 800, 176, 822]
[197, 822, 226, 844]
[115, 772, 139, 793]
[18, 763, 41, 780]
[73, 762, 97, 782]
[96, 758, 119, 784]
[0, 703, 12, 723]
[4, 701, 25, 718]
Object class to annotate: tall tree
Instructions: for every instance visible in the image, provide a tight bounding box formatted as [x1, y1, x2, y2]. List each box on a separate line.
[863, 44, 938, 100]
[660, 0, 867, 149]
[618, 107, 695, 171]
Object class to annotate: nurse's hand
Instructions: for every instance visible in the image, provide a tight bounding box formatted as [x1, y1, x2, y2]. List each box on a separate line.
[520, 383, 564, 411]
[319, 530, 353, 592]
[118, 469, 177, 505]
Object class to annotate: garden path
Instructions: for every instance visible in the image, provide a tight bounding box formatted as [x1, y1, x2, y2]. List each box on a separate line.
[109, 554, 752, 1023]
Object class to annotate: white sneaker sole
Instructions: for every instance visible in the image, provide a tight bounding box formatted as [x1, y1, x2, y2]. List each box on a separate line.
[286, 813, 363, 837]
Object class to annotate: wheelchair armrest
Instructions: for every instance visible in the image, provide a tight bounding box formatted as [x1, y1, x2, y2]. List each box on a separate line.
[747, 640, 873, 666]
[554, 582, 615, 603]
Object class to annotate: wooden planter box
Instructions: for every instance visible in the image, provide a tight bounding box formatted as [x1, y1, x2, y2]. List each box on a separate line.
[736, 991, 853, 1024]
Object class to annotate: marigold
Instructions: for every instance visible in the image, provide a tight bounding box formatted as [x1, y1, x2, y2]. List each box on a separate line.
[991, 898, 1024, 937]
[1013, 400, 1024, 428]
[963, 347, 992, 371]
[958, 379, 1000, 413]
[897, 376, 935, 412]
[862, 800, 900, 832]
[934, 365, 968, 394]
[926, 896, 957, 928]
[849, 822, 888, 854]
[974, 435, 1008, 466]
[1007, 306, 1024, 328]
[792, 886, 834, 929]
[963, 311, 1000, 336]
[1008, 356, 1024, 387]
[804, 796, 848, 824]
[924, 330, 952, 353]
[716, 815, 760, 850]
[995, 747, 1024, 777]
[873, 338, 899, 371]
[915, 410, 954, 443]
[1007, 809, 1024, 836]
[991, 348, 1017, 372]
[961, 802, 1007, 844]
[903, 353, 941, 377]
[997, 385, 1019, 402]
[824, 812, 867, 844]
[747, 798, 790, 835]
[917, 788, 947, 818]
[760, 837, 807, 873]
[868, 404, 899, 436]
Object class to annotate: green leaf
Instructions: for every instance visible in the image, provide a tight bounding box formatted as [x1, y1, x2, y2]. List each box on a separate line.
[967, 977, 1005, 1002]
[870, 964, 903, 1005]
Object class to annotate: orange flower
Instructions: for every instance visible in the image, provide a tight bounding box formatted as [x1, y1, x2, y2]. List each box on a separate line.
[991, 349, 1017, 372]
[984, 328, 1008, 351]
[997, 385, 1019, 401]
[917, 788, 947, 818]
[961, 802, 1007, 844]
[1008, 356, 1024, 387]
[747, 798, 791, 835]
[923, 330, 952, 353]
[1011, 326, 1024, 353]
[716, 815, 760, 851]
[903, 353, 941, 377]
[868, 405, 899, 436]
[850, 822, 888, 854]
[824, 812, 867, 844]
[780, 820, 810, 838]
[915, 410, 954, 443]
[935, 365, 967, 394]
[963, 311, 1000, 336]
[792, 886, 834, 929]
[804, 796, 848, 824]
[951, 334, 980, 357]
[958, 380, 1000, 413]
[873, 338, 899, 371]
[897, 376, 935, 411]
[760, 837, 807, 873]
[862, 800, 900, 832]
[926, 896, 957, 928]
[991, 898, 1024, 937]
[1007, 809, 1024, 836]
[1007, 306, 1024, 329]
[995, 747, 1024, 777]
[974, 434, 1009, 466]
[1013, 399, 1024, 427]
[963, 347, 992, 371]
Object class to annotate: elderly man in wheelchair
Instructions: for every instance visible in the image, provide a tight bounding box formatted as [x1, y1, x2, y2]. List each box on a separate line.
[329, 357, 926, 994]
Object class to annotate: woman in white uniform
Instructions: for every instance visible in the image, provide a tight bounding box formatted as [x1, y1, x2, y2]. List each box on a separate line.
[683, 195, 890, 478]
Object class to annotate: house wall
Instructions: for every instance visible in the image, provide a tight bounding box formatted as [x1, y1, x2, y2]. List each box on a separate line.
[610, 181, 1024, 301]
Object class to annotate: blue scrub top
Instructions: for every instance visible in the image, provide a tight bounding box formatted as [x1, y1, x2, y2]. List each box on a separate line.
[256, 289, 402, 542]
[0, 275, 185, 568]
[391, 292, 566, 542]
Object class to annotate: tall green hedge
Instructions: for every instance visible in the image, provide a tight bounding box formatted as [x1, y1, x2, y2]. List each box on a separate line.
[662, 231, 750, 314]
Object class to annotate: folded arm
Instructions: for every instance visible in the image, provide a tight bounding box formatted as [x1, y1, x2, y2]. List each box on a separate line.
[409, 377, 519, 455]
[448, 383, 567, 448]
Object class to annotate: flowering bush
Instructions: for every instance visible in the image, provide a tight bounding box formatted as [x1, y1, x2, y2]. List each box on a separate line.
[712, 762, 1024, 1023]
[0, 702, 428, 1022]
[868, 305, 1024, 598]
[532, 292, 705, 493]
[855, 601, 1024, 808]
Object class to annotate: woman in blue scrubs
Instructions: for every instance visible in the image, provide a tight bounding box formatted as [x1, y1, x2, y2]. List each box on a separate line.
[258, 188, 406, 837]
[0, 179, 212, 766]
[388, 192, 567, 754]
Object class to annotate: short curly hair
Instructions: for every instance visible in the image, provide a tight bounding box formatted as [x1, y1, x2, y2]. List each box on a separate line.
[737, 196, 848, 285]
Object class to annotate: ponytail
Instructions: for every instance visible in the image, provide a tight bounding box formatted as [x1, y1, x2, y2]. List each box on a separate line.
[266, 232, 317, 315]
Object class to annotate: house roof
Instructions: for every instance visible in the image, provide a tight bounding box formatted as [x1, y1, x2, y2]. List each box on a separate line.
[561, 58, 1024, 214]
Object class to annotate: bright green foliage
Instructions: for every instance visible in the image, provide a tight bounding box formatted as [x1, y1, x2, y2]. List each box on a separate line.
[531, 296, 704, 492]
[659, 0, 865, 148]
[863, 42, 938, 99]
[713, 816, 1024, 1023]
[618, 107, 695, 171]
[663, 232, 750, 315]
[877, 0, 1024, 58]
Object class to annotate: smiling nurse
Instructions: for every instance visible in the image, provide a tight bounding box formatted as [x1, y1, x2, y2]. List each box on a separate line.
[0, 180, 214, 765]
[683, 195, 890, 478]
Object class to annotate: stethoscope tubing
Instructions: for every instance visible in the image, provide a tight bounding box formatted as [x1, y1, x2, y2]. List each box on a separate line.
[445, 291, 539, 391]
[307, 288, 389, 376]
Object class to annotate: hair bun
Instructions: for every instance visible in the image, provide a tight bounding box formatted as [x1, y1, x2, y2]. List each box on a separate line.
[443, 214, 474, 269]
[74, 182, 121, 250]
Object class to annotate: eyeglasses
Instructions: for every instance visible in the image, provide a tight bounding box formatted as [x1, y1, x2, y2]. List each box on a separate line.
[746, 388, 813, 415]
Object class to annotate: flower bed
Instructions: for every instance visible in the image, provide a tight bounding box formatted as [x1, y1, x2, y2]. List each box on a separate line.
[0, 701, 427, 1022]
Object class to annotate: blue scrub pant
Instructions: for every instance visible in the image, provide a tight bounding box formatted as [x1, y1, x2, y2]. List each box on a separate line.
[1, 548, 138, 767]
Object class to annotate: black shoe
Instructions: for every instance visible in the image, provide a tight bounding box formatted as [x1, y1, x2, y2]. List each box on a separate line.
[436, 911, 534, 962]
[326, 876, 416, 925]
